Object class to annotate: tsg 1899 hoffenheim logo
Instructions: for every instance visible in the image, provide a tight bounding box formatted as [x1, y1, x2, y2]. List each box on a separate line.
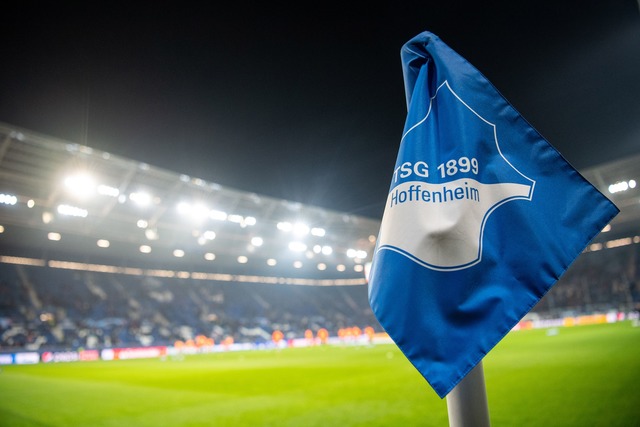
[376, 81, 535, 271]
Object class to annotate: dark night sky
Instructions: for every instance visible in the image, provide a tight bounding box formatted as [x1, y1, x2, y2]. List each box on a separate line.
[2, 2, 639, 219]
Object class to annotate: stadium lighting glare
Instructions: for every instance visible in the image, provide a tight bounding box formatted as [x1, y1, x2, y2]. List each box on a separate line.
[589, 243, 603, 251]
[27, 199, 35, 208]
[311, 227, 326, 237]
[293, 222, 310, 236]
[0, 193, 17, 205]
[288, 241, 307, 252]
[336, 264, 346, 272]
[144, 228, 159, 240]
[139, 245, 152, 254]
[0, 225, 4, 233]
[266, 258, 277, 266]
[354, 264, 364, 272]
[277, 221, 293, 232]
[605, 237, 632, 249]
[129, 191, 152, 206]
[293, 260, 303, 268]
[228, 214, 243, 224]
[322, 245, 333, 255]
[608, 179, 637, 194]
[203, 230, 216, 240]
[237, 255, 248, 264]
[191, 204, 210, 222]
[251, 237, 263, 247]
[48, 232, 61, 241]
[204, 252, 216, 261]
[173, 249, 185, 258]
[97, 239, 110, 248]
[97, 184, 119, 197]
[42, 212, 53, 224]
[57, 204, 88, 218]
[176, 201, 190, 214]
[64, 174, 95, 198]
[209, 209, 227, 221]
[177, 202, 210, 222]
[137, 219, 148, 228]
[317, 263, 327, 271]
[346, 248, 367, 259]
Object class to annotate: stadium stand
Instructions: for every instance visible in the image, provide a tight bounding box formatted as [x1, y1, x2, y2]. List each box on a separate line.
[0, 122, 639, 354]
[1, 242, 638, 352]
[0, 262, 380, 351]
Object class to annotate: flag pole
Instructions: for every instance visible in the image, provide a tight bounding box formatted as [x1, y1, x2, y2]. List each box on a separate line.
[446, 360, 491, 427]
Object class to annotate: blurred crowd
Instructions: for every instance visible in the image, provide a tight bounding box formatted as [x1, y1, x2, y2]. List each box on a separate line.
[1, 244, 638, 352]
[0, 262, 379, 351]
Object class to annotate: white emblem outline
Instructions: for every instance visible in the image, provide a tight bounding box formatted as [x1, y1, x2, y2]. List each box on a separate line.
[376, 80, 536, 271]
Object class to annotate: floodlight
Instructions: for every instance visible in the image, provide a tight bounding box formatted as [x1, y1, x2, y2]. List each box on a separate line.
[173, 249, 185, 257]
[210, 210, 227, 221]
[311, 227, 325, 237]
[251, 236, 263, 247]
[48, 232, 62, 241]
[0, 193, 17, 205]
[97, 239, 110, 248]
[608, 179, 636, 194]
[57, 204, 88, 218]
[42, 212, 53, 224]
[237, 255, 248, 264]
[589, 243, 603, 251]
[145, 228, 158, 240]
[97, 184, 119, 197]
[288, 241, 306, 252]
[228, 214, 243, 224]
[293, 222, 309, 236]
[277, 221, 293, 232]
[129, 191, 152, 206]
[64, 174, 94, 198]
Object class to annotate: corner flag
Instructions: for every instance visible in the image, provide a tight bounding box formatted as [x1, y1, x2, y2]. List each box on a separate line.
[367, 31, 619, 398]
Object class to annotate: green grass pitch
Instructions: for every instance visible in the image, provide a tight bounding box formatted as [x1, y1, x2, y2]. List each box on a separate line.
[0, 321, 638, 426]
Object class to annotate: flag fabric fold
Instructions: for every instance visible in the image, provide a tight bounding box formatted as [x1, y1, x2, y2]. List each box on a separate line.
[367, 31, 619, 398]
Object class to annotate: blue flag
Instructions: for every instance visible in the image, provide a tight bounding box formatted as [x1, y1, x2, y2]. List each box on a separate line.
[367, 31, 619, 398]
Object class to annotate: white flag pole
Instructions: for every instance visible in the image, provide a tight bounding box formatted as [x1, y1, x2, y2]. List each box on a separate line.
[446, 360, 491, 427]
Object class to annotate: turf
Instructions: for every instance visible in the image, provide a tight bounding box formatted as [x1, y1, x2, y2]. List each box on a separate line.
[0, 321, 638, 426]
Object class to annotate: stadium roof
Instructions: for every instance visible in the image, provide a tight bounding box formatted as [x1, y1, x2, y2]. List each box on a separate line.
[0, 122, 379, 283]
[0, 122, 638, 282]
